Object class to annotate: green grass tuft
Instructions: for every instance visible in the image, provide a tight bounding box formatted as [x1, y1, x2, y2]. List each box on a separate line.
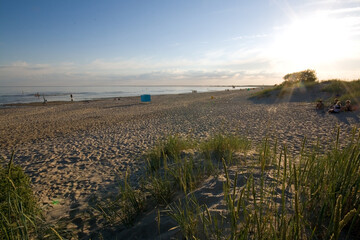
[251, 85, 282, 98]
[0, 153, 64, 239]
[321, 80, 360, 102]
[145, 135, 193, 172]
[200, 134, 251, 164]
[96, 170, 146, 227]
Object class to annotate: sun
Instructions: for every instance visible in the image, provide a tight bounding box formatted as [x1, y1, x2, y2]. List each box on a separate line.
[271, 13, 352, 69]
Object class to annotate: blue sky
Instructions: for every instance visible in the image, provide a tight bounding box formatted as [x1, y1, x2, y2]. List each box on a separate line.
[1, 0, 359, 86]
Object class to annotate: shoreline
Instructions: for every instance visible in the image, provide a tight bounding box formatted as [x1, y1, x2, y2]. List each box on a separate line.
[1, 91, 201, 107]
[0, 85, 265, 107]
[1, 88, 359, 237]
[0, 92, 202, 107]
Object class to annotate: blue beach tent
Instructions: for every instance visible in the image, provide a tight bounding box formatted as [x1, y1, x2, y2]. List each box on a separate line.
[141, 94, 151, 102]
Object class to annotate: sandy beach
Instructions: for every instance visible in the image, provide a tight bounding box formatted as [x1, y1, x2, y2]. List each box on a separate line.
[1, 88, 359, 238]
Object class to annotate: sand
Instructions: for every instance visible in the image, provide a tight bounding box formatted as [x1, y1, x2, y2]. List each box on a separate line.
[0, 88, 359, 238]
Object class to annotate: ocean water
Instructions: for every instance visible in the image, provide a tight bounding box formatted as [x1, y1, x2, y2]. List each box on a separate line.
[0, 86, 250, 105]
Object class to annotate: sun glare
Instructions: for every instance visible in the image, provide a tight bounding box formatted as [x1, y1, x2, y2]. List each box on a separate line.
[271, 13, 352, 69]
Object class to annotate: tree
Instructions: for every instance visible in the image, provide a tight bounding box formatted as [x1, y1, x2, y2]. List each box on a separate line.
[283, 69, 317, 83]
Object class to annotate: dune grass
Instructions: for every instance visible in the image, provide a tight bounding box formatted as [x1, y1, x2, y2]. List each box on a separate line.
[251, 85, 282, 98]
[252, 80, 319, 99]
[200, 134, 251, 164]
[92, 130, 359, 239]
[95, 134, 251, 227]
[321, 79, 360, 102]
[166, 129, 360, 239]
[145, 135, 194, 172]
[252, 79, 360, 104]
[0, 153, 39, 240]
[95, 169, 147, 227]
[0, 153, 64, 240]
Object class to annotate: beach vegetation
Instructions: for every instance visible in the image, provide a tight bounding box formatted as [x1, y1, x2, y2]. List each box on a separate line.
[165, 129, 360, 239]
[251, 73, 360, 103]
[322, 79, 350, 93]
[145, 135, 193, 172]
[96, 170, 146, 227]
[277, 71, 319, 98]
[95, 134, 251, 229]
[200, 134, 251, 164]
[0, 153, 64, 239]
[166, 195, 203, 239]
[283, 69, 318, 83]
[321, 79, 360, 102]
[257, 137, 278, 168]
[0, 153, 38, 239]
[144, 154, 203, 205]
[250, 71, 318, 99]
[146, 172, 174, 205]
[119, 171, 146, 226]
[251, 85, 282, 98]
[91, 130, 360, 239]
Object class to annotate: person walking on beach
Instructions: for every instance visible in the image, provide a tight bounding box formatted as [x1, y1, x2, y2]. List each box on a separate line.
[70, 94, 73, 102]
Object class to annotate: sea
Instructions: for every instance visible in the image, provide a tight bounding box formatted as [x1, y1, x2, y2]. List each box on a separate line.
[0, 86, 253, 105]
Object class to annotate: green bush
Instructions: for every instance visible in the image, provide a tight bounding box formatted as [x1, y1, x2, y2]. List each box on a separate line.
[283, 69, 317, 83]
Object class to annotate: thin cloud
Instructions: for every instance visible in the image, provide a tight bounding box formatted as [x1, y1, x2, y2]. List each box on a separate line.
[11, 61, 29, 67]
[302, 0, 360, 7]
[228, 34, 269, 41]
[0, 60, 280, 86]
[303, 0, 338, 7]
[322, 6, 360, 14]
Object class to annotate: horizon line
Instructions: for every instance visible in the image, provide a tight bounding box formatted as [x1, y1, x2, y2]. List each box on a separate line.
[0, 84, 272, 88]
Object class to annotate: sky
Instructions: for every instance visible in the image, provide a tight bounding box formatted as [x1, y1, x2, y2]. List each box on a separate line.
[0, 0, 359, 86]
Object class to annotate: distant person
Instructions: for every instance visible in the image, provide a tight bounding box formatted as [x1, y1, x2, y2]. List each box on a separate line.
[70, 94, 73, 102]
[328, 101, 341, 113]
[343, 100, 352, 111]
[43, 96, 47, 104]
[316, 99, 324, 110]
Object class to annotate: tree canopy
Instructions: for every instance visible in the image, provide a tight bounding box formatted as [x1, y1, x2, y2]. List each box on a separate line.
[283, 69, 317, 83]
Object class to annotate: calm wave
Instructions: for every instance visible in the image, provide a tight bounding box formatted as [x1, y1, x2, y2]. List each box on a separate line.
[0, 86, 251, 105]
